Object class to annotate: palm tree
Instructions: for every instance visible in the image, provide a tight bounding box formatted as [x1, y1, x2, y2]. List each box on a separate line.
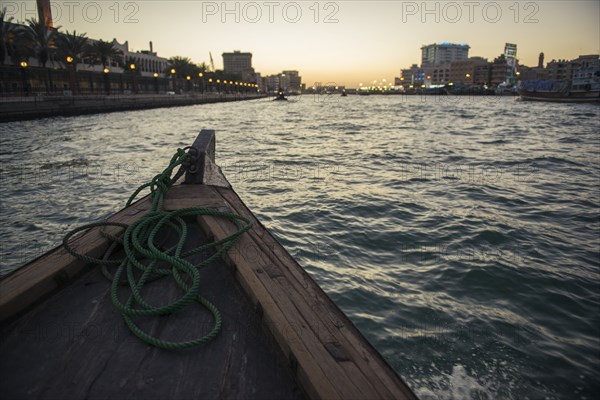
[198, 62, 209, 73]
[122, 56, 141, 93]
[6, 29, 33, 66]
[167, 56, 198, 77]
[56, 30, 88, 94]
[86, 39, 122, 94]
[56, 30, 88, 70]
[86, 39, 123, 70]
[0, 7, 15, 65]
[22, 18, 60, 68]
[167, 56, 202, 93]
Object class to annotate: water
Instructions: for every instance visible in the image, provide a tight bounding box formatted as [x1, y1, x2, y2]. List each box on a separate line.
[1, 95, 599, 399]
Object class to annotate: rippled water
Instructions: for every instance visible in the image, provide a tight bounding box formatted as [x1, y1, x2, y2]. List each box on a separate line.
[1, 95, 599, 399]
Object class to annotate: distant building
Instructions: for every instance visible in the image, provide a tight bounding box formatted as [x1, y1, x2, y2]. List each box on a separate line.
[489, 54, 509, 86]
[263, 75, 280, 92]
[282, 70, 302, 93]
[503, 43, 518, 85]
[400, 64, 425, 88]
[546, 59, 572, 81]
[449, 57, 488, 85]
[543, 55, 599, 82]
[78, 39, 169, 77]
[428, 63, 450, 85]
[518, 65, 547, 81]
[572, 54, 600, 69]
[473, 62, 491, 85]
[119, 41, 169, 77]
[518, 54, 598, 82]
[222, 51, 255, 81]
[421, 42, 469, 67]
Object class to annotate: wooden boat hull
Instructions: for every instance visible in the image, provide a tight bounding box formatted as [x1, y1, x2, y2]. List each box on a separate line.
[517, 88, 600, 103]
[0, 130, 417, 400]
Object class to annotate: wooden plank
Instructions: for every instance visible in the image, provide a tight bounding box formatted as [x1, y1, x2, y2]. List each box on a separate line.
[216, 188, 417, 399]
[197, 186, 416, 399]
[163, 184, 227, 210]
[212, 191, 384, 398]
[0, 197, 150, 322]
[198, 213, 369, 399]
[196, 211, 339, 400]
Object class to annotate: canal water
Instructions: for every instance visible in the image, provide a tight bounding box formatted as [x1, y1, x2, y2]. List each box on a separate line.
[1, 95, 598, 399]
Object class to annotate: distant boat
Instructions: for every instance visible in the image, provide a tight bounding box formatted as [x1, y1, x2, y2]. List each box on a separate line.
[341, 90, 348, 97]
[517, 68, 600, 103]
[495, 82, 517, 96]
[273, 90, 288, 101]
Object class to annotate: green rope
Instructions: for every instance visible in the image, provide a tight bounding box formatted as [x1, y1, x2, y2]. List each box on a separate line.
[63, 148, 252, 350]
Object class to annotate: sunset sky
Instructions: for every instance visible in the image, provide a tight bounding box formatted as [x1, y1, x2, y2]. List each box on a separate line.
[5, 1, 600, 87]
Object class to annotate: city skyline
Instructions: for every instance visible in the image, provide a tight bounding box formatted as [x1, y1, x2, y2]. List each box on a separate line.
[3, 0, 599, 87]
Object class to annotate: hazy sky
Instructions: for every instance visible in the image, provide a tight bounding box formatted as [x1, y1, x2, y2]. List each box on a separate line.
[6, 1, 600, 86]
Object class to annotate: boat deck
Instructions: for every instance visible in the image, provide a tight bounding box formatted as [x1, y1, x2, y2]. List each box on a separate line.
[0, 213, 302, 399]
[0, 129, 417, 399]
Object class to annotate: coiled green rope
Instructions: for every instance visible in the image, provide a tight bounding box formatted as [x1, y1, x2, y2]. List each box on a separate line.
[63, 148, 252, 349]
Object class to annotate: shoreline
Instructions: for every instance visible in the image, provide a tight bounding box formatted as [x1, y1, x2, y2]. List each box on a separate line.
[0, 93, 267, 123]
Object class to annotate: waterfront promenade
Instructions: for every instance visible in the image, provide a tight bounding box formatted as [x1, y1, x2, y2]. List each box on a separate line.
[0, 93, 266, 122]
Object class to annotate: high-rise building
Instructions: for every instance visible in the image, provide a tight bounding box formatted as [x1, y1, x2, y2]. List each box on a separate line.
[263, 75, 280, 92]
[503, 43, 518, 84]
[421, 42, 469, 67]
[282, 70, 302, 93]
[222, 51, 254, 80]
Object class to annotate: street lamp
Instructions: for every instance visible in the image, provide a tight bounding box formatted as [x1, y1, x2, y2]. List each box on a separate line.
[198, 72, 204, 93]
[170, 68, 176, 92]
[103, 67, 110, 95]
[65, 56, 77, 94]
[20, 61, 29, 95]
[129, 63, 137, 93]
[153, 72, 159, 93]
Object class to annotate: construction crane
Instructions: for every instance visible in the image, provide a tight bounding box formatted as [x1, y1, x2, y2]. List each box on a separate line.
[209, 52, 215, 72]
